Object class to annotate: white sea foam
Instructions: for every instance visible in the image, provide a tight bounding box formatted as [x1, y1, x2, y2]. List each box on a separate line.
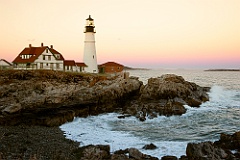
[60, 113, 187, 158]
[60, 70, 240, 158]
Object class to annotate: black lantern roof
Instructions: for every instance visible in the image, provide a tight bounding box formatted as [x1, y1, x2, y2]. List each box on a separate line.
[86, 15, 93, 20]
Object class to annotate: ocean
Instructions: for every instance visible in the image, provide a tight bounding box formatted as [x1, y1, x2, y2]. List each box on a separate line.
[60, 69, 240, 158]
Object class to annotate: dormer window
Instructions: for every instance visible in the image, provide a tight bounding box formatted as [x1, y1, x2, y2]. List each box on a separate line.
[55, 54, 60, 59]
[46, 49, 48, 53]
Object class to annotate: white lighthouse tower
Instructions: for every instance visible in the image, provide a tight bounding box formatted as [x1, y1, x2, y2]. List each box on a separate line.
[83, 15, 98, 73]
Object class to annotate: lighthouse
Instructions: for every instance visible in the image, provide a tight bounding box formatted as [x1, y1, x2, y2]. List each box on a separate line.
[83, 15, 98, 73]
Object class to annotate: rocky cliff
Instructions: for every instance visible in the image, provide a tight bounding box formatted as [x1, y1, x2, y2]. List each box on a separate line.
[0, 70, 209, 126]
[0, 70, 142, 126]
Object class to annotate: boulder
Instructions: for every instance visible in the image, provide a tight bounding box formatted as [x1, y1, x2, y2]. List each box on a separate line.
[214, 131, 240, 150]
[74, 145, 110, 160]
[129, 148, 144, 159]
[186, 141, 228, 160]
[140, 74, 209, 105]
[142, 143, 157, 150]
[128, 148, 158, 160]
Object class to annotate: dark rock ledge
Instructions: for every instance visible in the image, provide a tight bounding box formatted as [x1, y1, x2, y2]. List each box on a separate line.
[0, 70, 209, 126]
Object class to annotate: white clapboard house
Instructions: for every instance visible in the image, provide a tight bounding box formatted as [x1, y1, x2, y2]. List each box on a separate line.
[13, 43, 65, 70]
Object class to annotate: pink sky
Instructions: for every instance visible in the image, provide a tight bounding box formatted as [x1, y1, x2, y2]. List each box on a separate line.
[0, 0, 240, 69]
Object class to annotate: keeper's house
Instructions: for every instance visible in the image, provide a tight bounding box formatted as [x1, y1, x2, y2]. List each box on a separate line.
[0, 59, 12, 70]
[12, 43, 65, 70]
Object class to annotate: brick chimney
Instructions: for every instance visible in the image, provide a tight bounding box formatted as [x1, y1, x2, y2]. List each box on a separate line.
[50, 45, 53, 49]
[41, 43, 44, 47]
[29, 44, 32, 48]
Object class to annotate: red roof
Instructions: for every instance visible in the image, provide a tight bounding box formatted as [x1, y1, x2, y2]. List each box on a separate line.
[12, 46, 64, 63]
[76, 62, 87, 67]
[49, 48, 64, 60]
[64, 60, 76, 66]
[99, 61, 124, 67]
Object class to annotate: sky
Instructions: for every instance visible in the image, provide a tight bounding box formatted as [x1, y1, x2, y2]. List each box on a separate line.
[0, 0, 240, 69]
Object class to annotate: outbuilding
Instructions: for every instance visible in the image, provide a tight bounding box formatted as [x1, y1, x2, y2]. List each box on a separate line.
[0, 59, 12, 70]
[98, 61, 124, 74]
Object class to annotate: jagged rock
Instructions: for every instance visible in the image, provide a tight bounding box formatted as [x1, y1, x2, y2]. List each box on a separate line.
[128, 148, 158, 160]
[214, 131, 240, 150]
[143, 143, 157, 150]
[186, 141, 228, 160]
[129, 148, 144, 159]
[74, 145, 110, 160]
[113, 149, 129, 155]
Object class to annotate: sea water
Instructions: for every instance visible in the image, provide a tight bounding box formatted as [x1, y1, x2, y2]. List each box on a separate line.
[60, 69, 240, 158]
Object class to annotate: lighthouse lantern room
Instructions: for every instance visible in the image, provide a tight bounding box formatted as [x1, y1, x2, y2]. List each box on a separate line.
[83, 15, 98, 73]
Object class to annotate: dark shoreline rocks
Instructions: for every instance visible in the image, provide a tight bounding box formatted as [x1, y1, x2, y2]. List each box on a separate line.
[1, 126, 239, 159]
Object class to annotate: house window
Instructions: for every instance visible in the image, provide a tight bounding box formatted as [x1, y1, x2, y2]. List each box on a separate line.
[56, 63, 60, 69]
[50, 63, 53, 69]
[40, 63, 43, 69]
[67, 66, 69, 70]
[93, 55, 94, 59]
[48, 55, 51, 61]
[26, 63, 30, 68]
[46, 49, 48, 53]
[43, 55, 45, 60]
[46, 63, 48, 66]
